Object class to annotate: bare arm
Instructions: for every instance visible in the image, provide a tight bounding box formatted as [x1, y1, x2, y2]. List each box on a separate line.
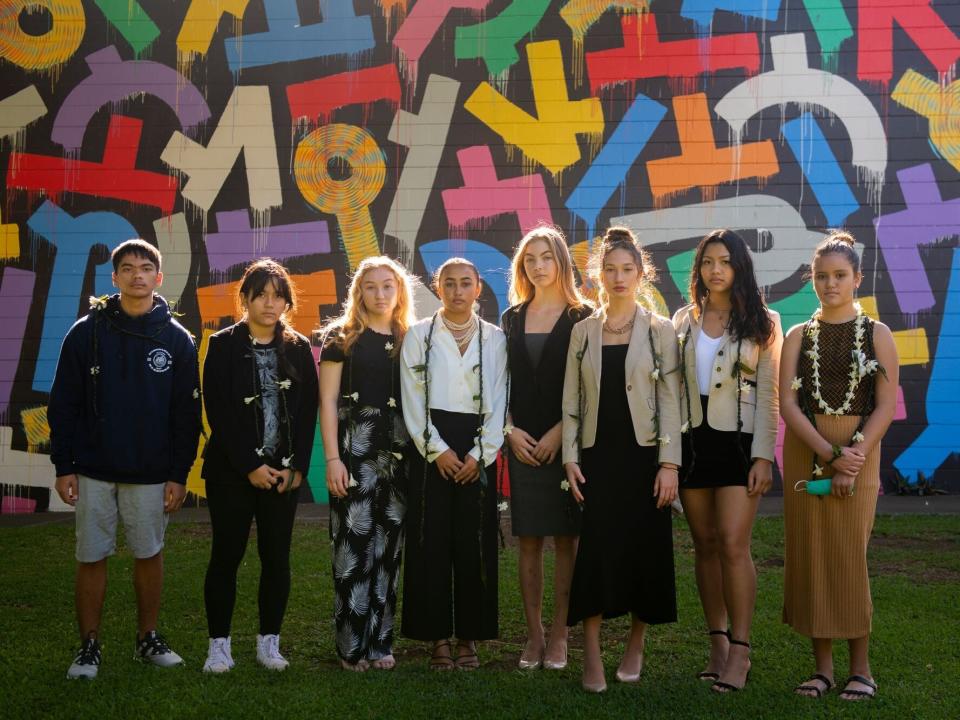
[319, 360, 349, 498]
[779, 325, 836, 464]
[853, 322, 900, 456]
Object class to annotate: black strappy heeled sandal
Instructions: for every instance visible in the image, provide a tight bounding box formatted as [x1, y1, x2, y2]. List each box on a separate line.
[697, 629, 729, 681]
[711, 639, 751, 693]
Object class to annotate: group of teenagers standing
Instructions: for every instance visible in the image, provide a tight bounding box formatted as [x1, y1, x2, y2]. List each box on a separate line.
[50, 225, 898, 702]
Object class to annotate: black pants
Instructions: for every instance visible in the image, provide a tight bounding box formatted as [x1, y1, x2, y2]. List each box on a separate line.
[401, 410, 498, 641]
[204, 478, 299, 637]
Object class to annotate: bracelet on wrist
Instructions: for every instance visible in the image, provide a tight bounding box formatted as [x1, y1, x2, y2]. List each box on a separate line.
[826, 444, 843, 465]
[325, 457, 341, 464]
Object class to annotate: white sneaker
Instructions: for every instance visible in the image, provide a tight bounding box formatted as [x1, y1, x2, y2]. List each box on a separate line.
[67, 638, 101, 680]
[203, 637, 234, 673]
[256, 634, 289, 671]
[135, 630, 184, 667]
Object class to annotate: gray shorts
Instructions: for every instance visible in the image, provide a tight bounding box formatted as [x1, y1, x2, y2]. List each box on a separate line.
[75, 475, 169, 562]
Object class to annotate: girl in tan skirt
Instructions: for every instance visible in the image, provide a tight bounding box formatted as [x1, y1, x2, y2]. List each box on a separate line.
[779, 232, 899, 701]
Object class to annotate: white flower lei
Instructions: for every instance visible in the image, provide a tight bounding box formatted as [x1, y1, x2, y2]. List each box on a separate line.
[806, 302, 878, 416]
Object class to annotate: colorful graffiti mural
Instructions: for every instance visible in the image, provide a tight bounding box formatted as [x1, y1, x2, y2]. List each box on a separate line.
[1, 0, 957, 511]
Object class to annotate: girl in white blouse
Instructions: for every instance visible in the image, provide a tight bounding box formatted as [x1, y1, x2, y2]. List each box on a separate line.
[399, 258, 508, 671]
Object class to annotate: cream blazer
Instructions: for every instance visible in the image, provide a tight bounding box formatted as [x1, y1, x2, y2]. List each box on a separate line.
[671, 304, 782, 462]
[561, 307, 681, 467]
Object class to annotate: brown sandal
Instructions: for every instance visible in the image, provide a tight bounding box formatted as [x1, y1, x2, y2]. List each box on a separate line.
[429, 640, 454, 671]
[454, 641, 479, 671]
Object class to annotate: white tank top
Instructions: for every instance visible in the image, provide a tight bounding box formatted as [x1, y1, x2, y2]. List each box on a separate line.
[695, 330, 724, 394]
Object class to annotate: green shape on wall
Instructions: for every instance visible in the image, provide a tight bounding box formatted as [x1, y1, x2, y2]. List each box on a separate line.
[95, 0, 160, 55]
[771, 281, 820, 331]
[666, 249, 695, 302]
[455, 0, 552, 75]
[307, 421, 329, 504]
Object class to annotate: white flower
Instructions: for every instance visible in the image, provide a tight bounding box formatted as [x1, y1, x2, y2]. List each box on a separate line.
[503, 423, 514, 436]
[806, 349, 818, 360]
[277, 379, 291, 390]
[281, 456, 292, 468]
[347, 475, 358, 488]
[384, 341, 394, 352]
[681, 421, 690, 433]
[90, 366, 100, 376]
[88, 295, 107, 310]
[739, 382, 751, 396]
[497, 501, 508, 512]
[658, 435, 671, 446]
[244, 395, 259, 405]
[387, 397, 397, 408]
[392, 451, 403, 460]
[813, 464, 824, 476]
[650, 367, 660, 381]
[255, 447, 265, 457]
[560, 479, 570, 491]
[192, 388, 199, 399]
[678, 332, 688, 347]
[852, 431, 865, 443]
[344, 391, 359, 402]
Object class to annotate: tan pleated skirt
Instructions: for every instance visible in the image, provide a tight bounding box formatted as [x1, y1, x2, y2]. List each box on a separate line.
[782, 414, 879, 639]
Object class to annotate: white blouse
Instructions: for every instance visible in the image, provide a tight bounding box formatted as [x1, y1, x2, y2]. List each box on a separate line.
[400, 314, 508, 467]
[695, 329, 724, 394]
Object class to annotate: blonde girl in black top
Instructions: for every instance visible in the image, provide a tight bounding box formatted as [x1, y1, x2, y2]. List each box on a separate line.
[502, 225, 591, 671]
[318, 256, 417, 671]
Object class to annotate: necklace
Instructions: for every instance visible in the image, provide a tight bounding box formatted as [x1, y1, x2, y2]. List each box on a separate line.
[602, 316, 635, 335]
[800, 302, 878, 416]
[441, 312, 478, 353]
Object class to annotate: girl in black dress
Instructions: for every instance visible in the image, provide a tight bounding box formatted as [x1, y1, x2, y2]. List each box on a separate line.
[201, 259, 319, 673]
[673, 229, 782, 692]
[502, 225, 591, 671]
[318, 256, 417, 671]
[400, 258, 508, 671]
[561, 227, 681, 693]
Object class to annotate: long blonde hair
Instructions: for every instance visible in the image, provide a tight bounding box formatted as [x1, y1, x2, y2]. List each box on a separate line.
[323, 256, 417, 356]
[588, 226, 656, 309]
[508, 225, 586, 308]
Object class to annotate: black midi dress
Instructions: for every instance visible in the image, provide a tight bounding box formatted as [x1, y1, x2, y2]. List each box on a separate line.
[567, 344, 677, 626]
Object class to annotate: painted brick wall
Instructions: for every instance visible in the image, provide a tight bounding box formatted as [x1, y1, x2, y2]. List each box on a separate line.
[1, 0, 957, 510]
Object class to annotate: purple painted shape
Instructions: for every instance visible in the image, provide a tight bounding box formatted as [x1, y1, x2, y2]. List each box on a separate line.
[874, 163, 960, 314]
[204, 210, 331, 274]
[0, 268, 35, 416]
[50, 46, 211, 152]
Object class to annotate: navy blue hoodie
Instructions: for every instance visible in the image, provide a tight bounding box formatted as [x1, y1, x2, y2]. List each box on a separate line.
[48, 294, 202, 485]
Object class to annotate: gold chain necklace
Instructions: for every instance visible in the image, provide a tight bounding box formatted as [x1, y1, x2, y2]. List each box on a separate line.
[602, 317, 635, 335]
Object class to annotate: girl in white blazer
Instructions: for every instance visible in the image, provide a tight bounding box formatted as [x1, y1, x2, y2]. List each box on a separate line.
[672, 229, 783, 693]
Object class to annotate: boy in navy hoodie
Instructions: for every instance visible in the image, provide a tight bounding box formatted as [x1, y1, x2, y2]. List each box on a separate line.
[49, 239, 201, 679]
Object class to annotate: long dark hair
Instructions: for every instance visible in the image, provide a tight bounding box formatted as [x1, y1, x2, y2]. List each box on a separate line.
[688, 229, 774, 347]
[238, 258, 300, 380]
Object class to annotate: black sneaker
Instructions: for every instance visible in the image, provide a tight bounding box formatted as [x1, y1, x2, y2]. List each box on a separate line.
[67, 638, 101, 679]
[135, 630, 184, 667]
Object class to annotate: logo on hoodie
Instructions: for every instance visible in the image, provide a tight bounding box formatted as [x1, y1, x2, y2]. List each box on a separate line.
[147, 348, 173, 373]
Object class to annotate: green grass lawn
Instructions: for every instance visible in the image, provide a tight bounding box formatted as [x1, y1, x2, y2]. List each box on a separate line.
[2, 514, 958, 719]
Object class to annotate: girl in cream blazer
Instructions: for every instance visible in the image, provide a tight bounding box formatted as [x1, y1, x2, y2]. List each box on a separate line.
[671, 229, 783, 694]
[560, 227, 681, 694]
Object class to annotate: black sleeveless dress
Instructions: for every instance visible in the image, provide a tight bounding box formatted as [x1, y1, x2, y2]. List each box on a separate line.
[567, 344, 677, 626]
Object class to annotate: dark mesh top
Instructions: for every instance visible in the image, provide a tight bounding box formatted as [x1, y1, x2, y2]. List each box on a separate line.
[797, 316, 876, 416]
